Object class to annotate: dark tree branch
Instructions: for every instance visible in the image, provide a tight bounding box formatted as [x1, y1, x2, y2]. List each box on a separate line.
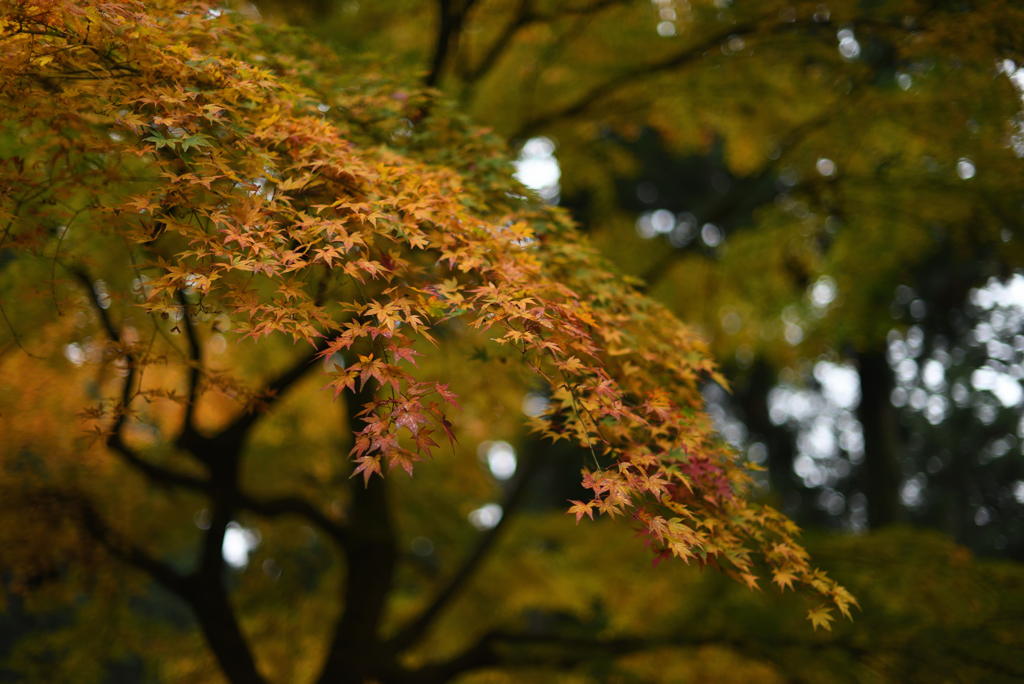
[181, 339, 330, 458]
[73, 491, 190, 596]
[0, 299, 46, 359]
[183, 572, 269, 684]
[198, 486, 233, 578]
[235, 492, 349, 548]
[508, 9, 913, 142]
[400, 630, 718, 684]
[462, 0, 637, 95]
[513, 13, 777, 139]
[387, 448, 544, 654]
[404, 628, 877, 684]
[72, 268, 210, 491]
[73, 493, 273, 684]
[72, 270, 344, 681]
[426, 0, 483, 87]
[114, 447, 210, 491]
[395, 622, 1022, 684]
[462, 0, 533, 87]
[16, 490, 266, 682]
[426, 0, 458, 88]
[178, 291, 202, 433]
[71, 269, 136, 442]
[75, 290, 326, 684]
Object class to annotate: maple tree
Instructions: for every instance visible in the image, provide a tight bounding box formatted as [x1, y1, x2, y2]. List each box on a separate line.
[0, 1, 862, 682]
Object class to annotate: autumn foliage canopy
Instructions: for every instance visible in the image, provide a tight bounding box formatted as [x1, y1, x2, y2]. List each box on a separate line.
[0, 0, 853, 654]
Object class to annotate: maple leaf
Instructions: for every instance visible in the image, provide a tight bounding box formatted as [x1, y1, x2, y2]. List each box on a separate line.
[351, 455, 382, 486]
[557, 356, 585, 375]
[394, 401, 430, 435]
[434, 382, 461, 409]
[651, 548, 673, 568]
[386, 449, 421, 478]
[807, 605, 835, 632]
[771, 568, 797, 592]
[179, 132, 213, 153]
[324, 368, 359, 398]
[566, 500, 595, 524]
[412, 429, 439, 458]
[389, 343, 422, 367]
[832, 586, 860, 620]
[142, 129, 175, 149]
[355, 355, 388, 390]
[439, 415, 458, 452]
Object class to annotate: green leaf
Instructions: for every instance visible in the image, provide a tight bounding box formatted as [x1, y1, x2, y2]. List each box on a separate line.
[179, 133, 213, 153]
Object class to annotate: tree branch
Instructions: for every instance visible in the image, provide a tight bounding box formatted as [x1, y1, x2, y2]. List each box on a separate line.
[235, 492, 349, 548]
[0, 299, 46, 360]
[404, 628, 869, 684]
[462, 0, 638, 95]
[72, 269, 307, 682]
[178, 291, 202, 433]
[75, 486, 266, 683]
[387, 448, 543, 654]
[513, 14, 774, 138]
[73, 490, 190, 596]
[184, 339, 328, 457]
[426, 0, 456, 88]
[72, 268, 209, 491]
[509, 8, 904, 142]
[462, 0, 533, 86]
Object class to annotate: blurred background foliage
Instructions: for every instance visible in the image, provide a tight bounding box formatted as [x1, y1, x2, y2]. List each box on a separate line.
[4, 0, 1024, 681]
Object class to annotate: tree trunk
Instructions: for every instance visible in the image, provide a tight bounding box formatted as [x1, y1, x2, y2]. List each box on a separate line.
[317, 384, 398, 684]
[856, 351, 903, 528]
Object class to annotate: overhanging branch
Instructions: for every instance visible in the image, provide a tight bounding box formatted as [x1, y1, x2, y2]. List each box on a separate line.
[236, 491, 349, 548]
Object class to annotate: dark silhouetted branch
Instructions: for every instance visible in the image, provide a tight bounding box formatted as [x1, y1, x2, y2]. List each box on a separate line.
[74, 491, 190, 597]
[514, 14, 774, 138]
[73, 267, 209, 491]
[462, 0, 533, 86]
[190, 339, 331, 455]
[178, 291, 202, 432]
[236, 492, 349, 547]
[387, 449, 543, 654]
